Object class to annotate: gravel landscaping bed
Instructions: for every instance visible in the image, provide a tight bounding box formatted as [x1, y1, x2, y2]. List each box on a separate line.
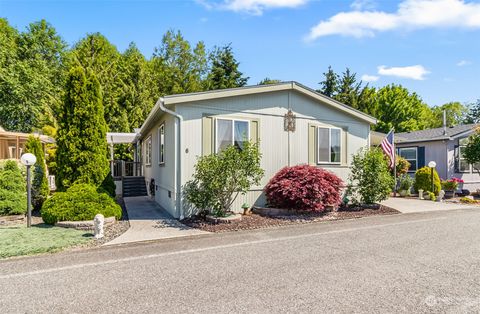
[181, 204, 399, 233]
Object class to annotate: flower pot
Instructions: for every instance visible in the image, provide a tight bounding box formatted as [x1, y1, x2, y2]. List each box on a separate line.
[399, 190, 408, 197]
[423, 192, 430, 200]
[444, 190, 455, 199]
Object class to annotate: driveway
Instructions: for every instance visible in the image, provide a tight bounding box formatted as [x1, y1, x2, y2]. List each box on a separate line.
[381, 197, 474, 213]
[1, 208, 480, 312]
[105, 196, 208, 245]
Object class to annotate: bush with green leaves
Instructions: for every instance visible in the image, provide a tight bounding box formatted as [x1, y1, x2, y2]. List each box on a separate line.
[414, 166, 441, 195]
[397, 174, 414, 193]
[0, 161, 27, 215]
[184, 141, 264, 217]
[25, 135, 49, 210]
[463, 128, 480, 174]
[395, 155, 411, 176]
[346, 147, 394, 204]
[41, 184, 122, 224]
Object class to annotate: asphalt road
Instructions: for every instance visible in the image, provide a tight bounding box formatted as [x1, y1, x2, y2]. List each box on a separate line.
[2, 209, 480, 313]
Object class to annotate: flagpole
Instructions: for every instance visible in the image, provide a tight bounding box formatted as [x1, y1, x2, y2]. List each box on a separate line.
[392, 128, 396, 197]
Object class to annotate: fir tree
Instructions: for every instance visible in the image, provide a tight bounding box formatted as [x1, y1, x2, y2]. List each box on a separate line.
[318, 66, 339, 97]
[207, 44, 248, 90]
[55, 66, 109, 191]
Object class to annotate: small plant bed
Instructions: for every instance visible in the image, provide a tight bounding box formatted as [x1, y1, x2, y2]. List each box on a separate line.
[444, 196, 480, 205]
[181, 204, 399, 233]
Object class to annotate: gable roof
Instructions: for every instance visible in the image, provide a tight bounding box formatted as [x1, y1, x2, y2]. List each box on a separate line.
[161, 81, 377, 124]
[396, 124, 480, 144]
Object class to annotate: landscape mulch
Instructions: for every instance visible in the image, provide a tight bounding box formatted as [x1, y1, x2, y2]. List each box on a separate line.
[181, 204, 399, 233]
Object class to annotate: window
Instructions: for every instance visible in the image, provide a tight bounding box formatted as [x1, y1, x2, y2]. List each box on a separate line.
[145, 136, 152, 166]
[158, 124, 165, 165]
[398, 147, 417, 172]
[216, 118, 249, 152]
[458, 138, 470, 172]
[317, 127, 341, 164]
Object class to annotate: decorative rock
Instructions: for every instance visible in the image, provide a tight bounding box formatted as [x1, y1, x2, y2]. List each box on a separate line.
[206, 213, 242, 224]
[55, 216, 116, 230]
[94, 214, 105, 239]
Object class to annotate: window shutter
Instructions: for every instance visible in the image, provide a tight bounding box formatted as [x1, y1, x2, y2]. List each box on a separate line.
[202, 116, 214, 156]
[417, 146, 425, 169]
[250, 119, 259, 145]
[308, 124, 316, 165]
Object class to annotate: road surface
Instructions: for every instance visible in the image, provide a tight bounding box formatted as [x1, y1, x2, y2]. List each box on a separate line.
[1, 208, 480, 313]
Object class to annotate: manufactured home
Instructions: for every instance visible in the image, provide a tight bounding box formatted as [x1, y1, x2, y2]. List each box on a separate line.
[125, 82, 376, 218]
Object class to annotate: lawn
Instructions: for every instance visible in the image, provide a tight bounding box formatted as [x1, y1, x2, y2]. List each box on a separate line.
[0, 224, 92, 259]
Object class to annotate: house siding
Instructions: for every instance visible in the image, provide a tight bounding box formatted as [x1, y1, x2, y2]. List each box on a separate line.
[176, 90, 371, 216]
[141, 111, 177, 217]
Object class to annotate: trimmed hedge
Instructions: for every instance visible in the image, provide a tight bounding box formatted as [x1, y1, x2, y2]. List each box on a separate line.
[414, 166, 441, 195]
[41, 184, 122, 225]
[413, 167, 442, 195]
[264, 164, 343, 212]
[0, 160, 26, 215]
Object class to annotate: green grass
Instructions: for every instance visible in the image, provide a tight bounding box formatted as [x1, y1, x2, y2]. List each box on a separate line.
[0, 224, 92, 259]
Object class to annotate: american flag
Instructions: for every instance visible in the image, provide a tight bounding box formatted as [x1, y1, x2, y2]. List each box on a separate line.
[381, 129, 395, 168]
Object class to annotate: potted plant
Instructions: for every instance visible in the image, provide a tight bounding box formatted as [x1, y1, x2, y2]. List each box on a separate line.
[397, 174, 414, 197]
[441, 178, 459, 199]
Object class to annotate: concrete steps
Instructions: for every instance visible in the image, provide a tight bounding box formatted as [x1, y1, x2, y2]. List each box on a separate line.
[122, 176, 148, 197]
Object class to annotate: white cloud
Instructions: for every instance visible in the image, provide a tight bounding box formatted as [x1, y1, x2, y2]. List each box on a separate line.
[361, 74, 379, 82]
[377, 65, 430, 80]
[198, 0, 308, 15]
[351, 0, 377, 11]
[457, 59, 471, 66]
[306, 0, 480, 40]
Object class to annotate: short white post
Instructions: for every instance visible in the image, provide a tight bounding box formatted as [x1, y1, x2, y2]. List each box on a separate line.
[94, 214, 105, 239]
[418, 189, 424, 200]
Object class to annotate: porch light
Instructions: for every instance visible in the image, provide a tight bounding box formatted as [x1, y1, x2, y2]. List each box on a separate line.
[20, 153, 37, 227]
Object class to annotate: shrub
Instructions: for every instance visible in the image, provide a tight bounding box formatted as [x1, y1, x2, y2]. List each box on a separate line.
[41, 184, 122, 224]
[184, 141, 264, 217]
[441, 179, 458, 191]
[414, 166, 441, 195]
[264, 165, 343, 212]
[460, 197, 478, 204]
[346, 147, 394, 204]
[395, 155, 411, 176]
[99, 171, 116, 197]
[0, 161, 27, 215]
[25, 135, 50, 210]
[397, 174, 414, 193]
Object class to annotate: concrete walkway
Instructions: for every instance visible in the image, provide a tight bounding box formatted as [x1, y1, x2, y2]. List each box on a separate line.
[381, 197, 475, 213]
[105, 196, 208, 246]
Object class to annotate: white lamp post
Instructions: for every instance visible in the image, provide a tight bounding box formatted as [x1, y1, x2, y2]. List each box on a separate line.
[428, 161, 437, 194]
[20, 153, 37, 227]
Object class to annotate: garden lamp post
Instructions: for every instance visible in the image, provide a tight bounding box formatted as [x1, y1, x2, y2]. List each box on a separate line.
[20, 153, 37, 228]
[428, 161, 437, 194]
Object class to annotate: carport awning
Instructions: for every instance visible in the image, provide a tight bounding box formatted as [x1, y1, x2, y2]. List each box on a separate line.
[106, 132, 137, 145]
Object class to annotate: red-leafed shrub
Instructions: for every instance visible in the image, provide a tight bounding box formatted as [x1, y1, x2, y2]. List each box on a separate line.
[264, 165, 344, 212]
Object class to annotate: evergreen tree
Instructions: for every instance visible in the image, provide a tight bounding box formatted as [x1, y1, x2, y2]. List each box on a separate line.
[25, 135, 49, 210]
[318, 66, 339, 97]
[258, 78, 281, 85]
[151, 30, 207, 95]
[55, 66, 109, 191]
[335, 68, 362, 108]
[207, 44, 248, 90]
[72, 33, 128, 132]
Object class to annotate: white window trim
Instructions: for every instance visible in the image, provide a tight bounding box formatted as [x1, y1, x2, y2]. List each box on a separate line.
[398, 147, 418, 172]
[158, 123, 165, 165]
[215, 118, 250, 153]
[316, 127, 342, 165]
[458, 144, 471, 173]
[145, 136, 152, 166]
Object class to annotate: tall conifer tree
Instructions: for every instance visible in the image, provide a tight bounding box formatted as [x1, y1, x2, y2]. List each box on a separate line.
[55, 66, 108, 191]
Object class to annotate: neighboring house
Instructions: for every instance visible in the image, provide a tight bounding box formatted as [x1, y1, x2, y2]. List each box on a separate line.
[134, 82, 376, 218]
[0, 126, 54, 160]
[395, 124, 480, 191]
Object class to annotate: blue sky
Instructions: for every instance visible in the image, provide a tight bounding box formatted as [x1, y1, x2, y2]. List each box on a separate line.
[1, 0, 479, 107]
